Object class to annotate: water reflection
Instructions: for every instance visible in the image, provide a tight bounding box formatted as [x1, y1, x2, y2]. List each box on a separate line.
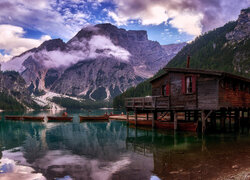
[0, 110, 249, 180]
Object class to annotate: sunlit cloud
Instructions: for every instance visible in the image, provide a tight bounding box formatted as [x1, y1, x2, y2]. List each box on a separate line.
[107, 0, 249, 36]
[0, 24, 51, 62]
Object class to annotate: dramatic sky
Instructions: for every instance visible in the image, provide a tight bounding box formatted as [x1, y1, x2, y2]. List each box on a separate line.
[0, 0, 249, 62]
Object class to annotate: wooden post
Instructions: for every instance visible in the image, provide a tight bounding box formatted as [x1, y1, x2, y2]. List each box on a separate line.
[134, 110, 137, 126]
[171, 111, 174, 121]
[152, 111, 157, 128]
[211, 111, 216, 132]
[146, 112, 149, 121]
[234, 109, 239, 132]
[126, 111, 129, 124]
[229, 110, 232, 132]
[220, 110, 226, 132]
[202, 110, 206, 134]
[241, 110, 245, 133]
[174, 111, 178, 130]
[247, 108, 250, 131]
[194, 110, 198, 122]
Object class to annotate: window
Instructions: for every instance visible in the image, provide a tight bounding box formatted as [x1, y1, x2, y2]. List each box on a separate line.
[186, 76, 192, 94]
[182, 75, 196, 94]
[162, 84, 170, 96]
[162, 85, 166, 96]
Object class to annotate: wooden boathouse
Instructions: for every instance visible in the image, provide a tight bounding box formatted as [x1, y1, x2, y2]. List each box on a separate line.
[125, 67, 250, 133]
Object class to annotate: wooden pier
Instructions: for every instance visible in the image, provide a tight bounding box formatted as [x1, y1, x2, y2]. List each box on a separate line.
[125, 68, 250, 133]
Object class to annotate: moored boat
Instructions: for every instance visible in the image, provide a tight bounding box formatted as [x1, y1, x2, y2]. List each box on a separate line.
[129, 120, 152, 126]
[79, 115, 109, 122]
[47, 116, 73, 122]
[155, 121, 198, 132]
[5, 116, 23, 120]
[23, 116, 44, 122]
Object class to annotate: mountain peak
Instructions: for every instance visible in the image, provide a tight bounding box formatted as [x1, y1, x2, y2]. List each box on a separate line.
[37, 38, 66, 51]
[70, 23, 148, 42]
[226, 7, 250, 42]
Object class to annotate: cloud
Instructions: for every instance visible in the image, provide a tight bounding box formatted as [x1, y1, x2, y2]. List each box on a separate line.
[0, 0, 90, 40]
[3, 33, 131, 70]
[0, 24, 51, 62]
[88, 35, 130, 61]
[108, 0, 250, 36]
[41, 35, 130, 68]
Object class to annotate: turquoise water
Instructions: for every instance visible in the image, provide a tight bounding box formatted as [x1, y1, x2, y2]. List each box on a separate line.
[0, 110, 249, 180]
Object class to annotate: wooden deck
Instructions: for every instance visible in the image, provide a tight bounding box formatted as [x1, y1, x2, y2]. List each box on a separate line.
[125, 96, 169, 110]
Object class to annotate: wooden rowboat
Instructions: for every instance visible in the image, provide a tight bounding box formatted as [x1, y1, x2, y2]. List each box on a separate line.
[155, 121, 198, 132]
[79, 115, 109, 122]
[129, 120, 152, 126]
[5, 116, 23, 120]
[178, 122, 198, 132]
[23, 116, 44, 122]
[47, 116, 73, 122]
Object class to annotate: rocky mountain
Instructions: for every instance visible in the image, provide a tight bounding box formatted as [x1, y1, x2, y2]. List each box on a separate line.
[167, 7, 250, 76]
[1, 23, 185, 101]
[0, 69, 39, 110]
[113, 8, 250, 108]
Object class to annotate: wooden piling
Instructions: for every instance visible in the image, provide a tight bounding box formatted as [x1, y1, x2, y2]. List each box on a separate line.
[134, 110, 137, 126]
[220, 110, 226, 132]
[211, 111, 217, 132]
[234, 109, 239, 132]
[248, 108, 250, 132]
[194, 110, 199, 122]
[170, 111, 174, 121]
[229, 110, 232, 131]
[152, 111, 157, 128]
[202, 110, 206, 134]
[174, 111, 177, 130]
[126, 111, 129, 124]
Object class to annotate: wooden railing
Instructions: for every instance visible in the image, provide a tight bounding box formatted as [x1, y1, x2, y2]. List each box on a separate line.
[125, 96, 169, 109]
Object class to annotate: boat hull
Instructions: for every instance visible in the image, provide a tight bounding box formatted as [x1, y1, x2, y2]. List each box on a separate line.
[155, 121, 197, 132]
[129, 120, 152, 126]
[23, 116, 44, 122]
[47, 116, 73, 122]
[5, 116, 23, 120]
[79, 115, 109, 122]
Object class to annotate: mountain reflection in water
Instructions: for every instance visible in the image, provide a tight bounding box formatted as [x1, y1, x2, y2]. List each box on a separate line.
[0, 110, 249, 180]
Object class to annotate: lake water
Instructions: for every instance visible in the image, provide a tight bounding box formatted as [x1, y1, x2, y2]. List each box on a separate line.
[0, 110, 249, 180]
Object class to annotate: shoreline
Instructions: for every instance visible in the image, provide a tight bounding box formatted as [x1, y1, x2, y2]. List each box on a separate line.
[217, 168, 250, 180]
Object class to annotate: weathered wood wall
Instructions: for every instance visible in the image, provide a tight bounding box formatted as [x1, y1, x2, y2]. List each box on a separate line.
[152, 74, 168, 96]
[148, 71, 250, 111]
[218, 78, 250, 108]
[197, 76, 219, 110]
[169, 73, 197, 110]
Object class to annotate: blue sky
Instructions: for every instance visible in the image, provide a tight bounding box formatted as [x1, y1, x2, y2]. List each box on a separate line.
[0, 0, 249, 62]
